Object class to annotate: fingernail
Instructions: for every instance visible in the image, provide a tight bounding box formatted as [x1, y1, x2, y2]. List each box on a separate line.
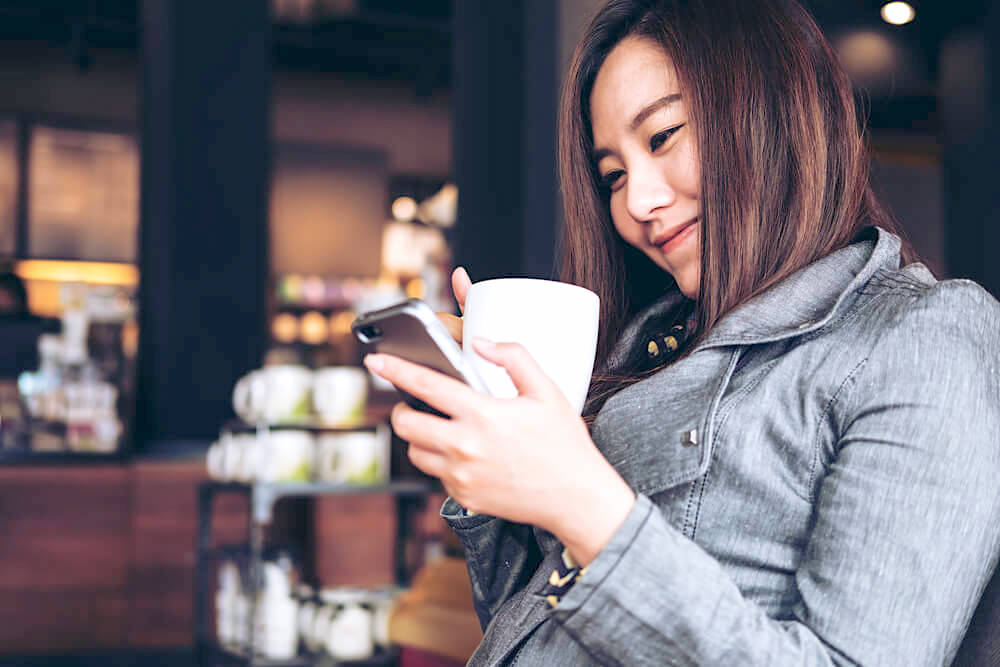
[363, 354, 384, 372]
[472, 337, 495, 351]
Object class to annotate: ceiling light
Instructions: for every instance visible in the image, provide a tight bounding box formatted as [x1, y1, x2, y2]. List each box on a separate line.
[881, 2, 915, 26]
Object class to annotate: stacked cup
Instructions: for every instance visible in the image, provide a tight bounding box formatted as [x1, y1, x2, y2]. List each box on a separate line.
[215, 560, 243, 648]
[251, 563, 299, 660]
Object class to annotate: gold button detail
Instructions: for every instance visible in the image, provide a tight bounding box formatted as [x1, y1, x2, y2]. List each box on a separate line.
[647, 340, 660, 357]
[664, 335, 679, 352]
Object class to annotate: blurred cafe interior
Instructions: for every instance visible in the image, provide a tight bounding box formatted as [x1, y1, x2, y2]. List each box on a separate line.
[0, 0, 996, 665]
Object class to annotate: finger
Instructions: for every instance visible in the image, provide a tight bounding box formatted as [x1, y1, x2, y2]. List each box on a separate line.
[436, 312, 463, 344]
[365, 353, 485, 416]
[390, 402, 459, 454]
[407, 442, 449, 479]
[452, 267, 472, 314]
[471, 338, 560, 401]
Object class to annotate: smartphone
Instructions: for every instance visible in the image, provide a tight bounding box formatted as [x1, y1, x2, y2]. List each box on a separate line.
[352, 298, 490, 414]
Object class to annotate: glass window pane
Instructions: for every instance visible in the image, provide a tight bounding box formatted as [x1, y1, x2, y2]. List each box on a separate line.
[28, 126, 139, 263]
[0, 121, 16, 257]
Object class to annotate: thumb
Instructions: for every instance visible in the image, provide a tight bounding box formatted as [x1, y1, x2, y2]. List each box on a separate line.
[452, 266, 471, 314]
[471, 338, 559, 402]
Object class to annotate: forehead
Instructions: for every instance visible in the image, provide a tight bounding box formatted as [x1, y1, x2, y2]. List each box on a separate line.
[590, 36, 682, 135]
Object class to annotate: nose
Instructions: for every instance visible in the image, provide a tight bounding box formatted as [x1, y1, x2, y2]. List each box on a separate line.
[625, 160, 675, 223]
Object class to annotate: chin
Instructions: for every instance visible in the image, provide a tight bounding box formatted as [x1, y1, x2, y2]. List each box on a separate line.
[674, 272, 701, 300]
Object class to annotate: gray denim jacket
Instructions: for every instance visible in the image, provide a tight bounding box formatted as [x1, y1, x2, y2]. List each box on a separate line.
[442, 226, 1000, 666]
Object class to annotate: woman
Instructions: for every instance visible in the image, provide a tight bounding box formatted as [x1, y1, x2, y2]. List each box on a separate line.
[364, 0, 1000, 664]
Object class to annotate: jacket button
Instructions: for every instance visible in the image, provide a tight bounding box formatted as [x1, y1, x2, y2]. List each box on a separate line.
[681, 429, 698, 447]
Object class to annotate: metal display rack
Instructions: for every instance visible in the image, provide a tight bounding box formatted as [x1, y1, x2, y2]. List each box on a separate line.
[194, 478, 432, 666]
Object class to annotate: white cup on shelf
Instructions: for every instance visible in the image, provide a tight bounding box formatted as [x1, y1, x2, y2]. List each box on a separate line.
[315, 424, 390, 485]
[310, 601, 337, 655]
[253, 592, 299, 660]
[232, 365, 313, 425]
[370, 589, 397, 649]
[242, 430, 315, 483]
[233, 433, 261, 483]
[321, 588, 375, 661]
[298, 596, 320, 652]
[207, 433, 245, 482]
[206, 441, 226, 480]
[312, 366, 369, 426]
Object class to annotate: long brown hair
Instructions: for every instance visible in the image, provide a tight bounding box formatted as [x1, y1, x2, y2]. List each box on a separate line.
[559, 0, 916, 419]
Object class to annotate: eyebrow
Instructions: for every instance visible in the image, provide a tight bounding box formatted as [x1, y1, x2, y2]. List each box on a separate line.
[592, 93, 683, 162]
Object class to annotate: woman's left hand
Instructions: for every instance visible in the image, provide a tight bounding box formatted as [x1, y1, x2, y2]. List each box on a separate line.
[363, 338, 635, 565]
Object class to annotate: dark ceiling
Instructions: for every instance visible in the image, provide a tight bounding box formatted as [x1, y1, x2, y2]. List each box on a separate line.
[0, 0, 452, 91]
[0, 0, 989, 130]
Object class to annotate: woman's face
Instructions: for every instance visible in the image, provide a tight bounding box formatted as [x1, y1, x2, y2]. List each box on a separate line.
[589, 36, 701, 299]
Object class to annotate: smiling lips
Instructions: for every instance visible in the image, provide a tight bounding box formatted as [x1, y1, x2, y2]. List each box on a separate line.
[652, 219, 698, 253]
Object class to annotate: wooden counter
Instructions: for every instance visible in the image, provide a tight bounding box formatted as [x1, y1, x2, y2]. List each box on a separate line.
[0, 456, 419, 655]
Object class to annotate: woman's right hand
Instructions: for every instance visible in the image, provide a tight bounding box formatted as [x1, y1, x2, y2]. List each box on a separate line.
[437, 266, 471, 344]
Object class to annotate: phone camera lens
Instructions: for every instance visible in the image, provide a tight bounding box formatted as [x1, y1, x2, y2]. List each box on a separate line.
[358, 324, 383, 343]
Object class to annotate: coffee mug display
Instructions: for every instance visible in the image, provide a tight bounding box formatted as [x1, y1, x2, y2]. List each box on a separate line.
[233, 365, 313, 424]
[462, 278, 600, 413]
[315, 424, 390, 484]
[255, 430, 315, 483]
[312, 367, 369, 426]
[318, 589, 375, 661]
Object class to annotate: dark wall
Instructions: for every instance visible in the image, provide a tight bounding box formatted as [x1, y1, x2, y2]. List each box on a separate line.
[451, 0, 559, 282]
[136, 0, 271, 443]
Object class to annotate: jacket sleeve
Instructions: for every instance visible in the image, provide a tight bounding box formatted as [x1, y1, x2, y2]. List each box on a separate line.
[546, 281, 1000, 666]
[440, 497, 543, 631]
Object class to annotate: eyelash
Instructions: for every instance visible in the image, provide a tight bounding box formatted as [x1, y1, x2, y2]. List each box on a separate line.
[649, 125, 682, 151]
[600, 124, 684, 190]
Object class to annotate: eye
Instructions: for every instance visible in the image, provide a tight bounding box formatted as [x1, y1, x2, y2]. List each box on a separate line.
[650, 124, 684, 152]
[600, 169, 625, 191]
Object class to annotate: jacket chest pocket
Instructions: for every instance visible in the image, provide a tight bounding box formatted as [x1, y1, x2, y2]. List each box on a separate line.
[591, 347, 741, 512]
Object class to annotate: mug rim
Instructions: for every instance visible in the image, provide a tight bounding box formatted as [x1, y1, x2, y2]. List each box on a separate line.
[260, 364, 312, 374]
[467, 277, 598, 302]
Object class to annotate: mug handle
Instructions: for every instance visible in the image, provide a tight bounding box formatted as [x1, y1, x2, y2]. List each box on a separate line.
[232, 374, 251, 419]
[375, 423, 391, 483]
[317, 437, 340, 483]
[233, 371, 262, 422]
[206, 442, 225, 480]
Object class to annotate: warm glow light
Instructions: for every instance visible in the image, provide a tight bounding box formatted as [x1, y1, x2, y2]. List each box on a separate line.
[881, 2, 915, 25]
[300, 310, 329, 345]
[329, 311, 356, 338]
[391, 196, 418, 222]
[272, 313, 299, 343]
[405, 278, 426, 300]
[14, 259, 139, 287]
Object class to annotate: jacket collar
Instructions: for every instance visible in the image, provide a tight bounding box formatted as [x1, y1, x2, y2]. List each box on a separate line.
[603, 226, 907, 373]
[698, 225, 902, 349]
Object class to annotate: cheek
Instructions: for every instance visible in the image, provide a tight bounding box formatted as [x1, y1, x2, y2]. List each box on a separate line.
[675, 138, 700, 198]
[609, 195, 644, 247]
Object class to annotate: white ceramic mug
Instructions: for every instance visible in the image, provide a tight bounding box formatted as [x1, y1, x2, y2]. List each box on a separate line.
[250, 430, 315, 483]
[462, 278, 600, 413]
[253, 592, 298, 660]
[298, 597, 319, 652]
[310, 602, 336, 654]
[320, 589, 375, 661]
[233, 433, 259, 483]
[315, 424, 390, 484]
[206, 441, 226, 480]
[312, 366, 369, 426]
[232, 365, 313, 424]
[370, 589, 396, 648]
